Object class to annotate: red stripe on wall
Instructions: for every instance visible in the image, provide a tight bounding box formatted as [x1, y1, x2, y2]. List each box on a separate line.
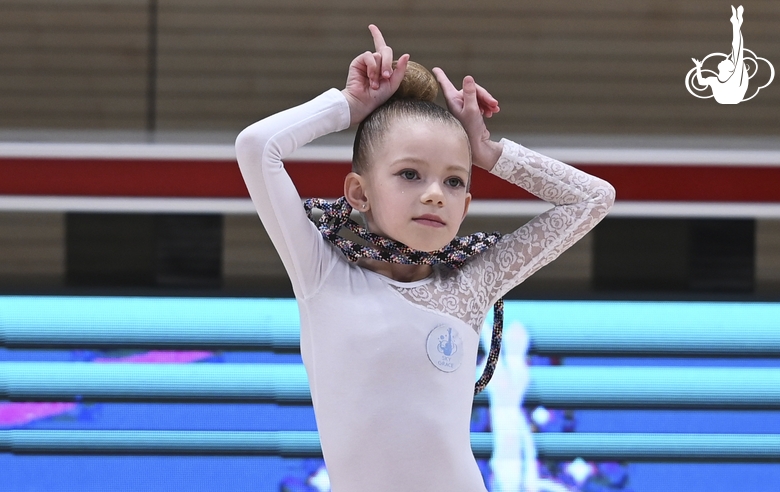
[2, 158, 780, 202]
[584, 164, 780, 202]
[0, 159, 249, 198]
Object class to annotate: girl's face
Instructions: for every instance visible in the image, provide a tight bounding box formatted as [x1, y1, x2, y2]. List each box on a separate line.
[346, 118, 472, 252]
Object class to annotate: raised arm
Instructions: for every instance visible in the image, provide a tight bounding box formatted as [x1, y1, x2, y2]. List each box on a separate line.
[398, 138, 615, 334]
[234, 25, 408, 299]
[433, 69, 614, 328]
[692, 58, 711, 87]
[235, 90, 350, 299]
[469, 141, 615, 304]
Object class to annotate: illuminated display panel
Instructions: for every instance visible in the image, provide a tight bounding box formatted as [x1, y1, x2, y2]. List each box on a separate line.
[1, 297, 779, 492]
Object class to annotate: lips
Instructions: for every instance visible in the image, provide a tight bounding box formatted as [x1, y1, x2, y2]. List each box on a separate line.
[413, 214, 446, 227]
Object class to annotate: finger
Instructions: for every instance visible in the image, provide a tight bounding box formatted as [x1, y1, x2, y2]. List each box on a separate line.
[482, 106, 499, 118]
[364, 51, 379, 90]
[432, 67, 460, 102]
[466, 76, 496, 117]
[475, 83, 499, 108]
[380, 45, 394, 78]
[388, 53, 410, 91]
[373, 52, 384, 88]
[368, 24, 393, 78]
[477, 100, 499, 117]
[368, 24, 387, 50]
[484, 104, 500, 117]
[474, 84, 499, 116]
[462, 75, 479, 113]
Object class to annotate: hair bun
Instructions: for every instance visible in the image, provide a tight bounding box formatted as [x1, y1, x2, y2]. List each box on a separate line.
[392, 60, 438, 102]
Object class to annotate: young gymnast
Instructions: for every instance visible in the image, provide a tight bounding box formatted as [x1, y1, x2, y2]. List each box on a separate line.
[236, 25, 614, 492]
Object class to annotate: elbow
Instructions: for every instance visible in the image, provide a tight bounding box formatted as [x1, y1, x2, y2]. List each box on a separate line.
[235, 123, 274, 171]
[587, 180, 616, 216]
[598, 181, 617, 216]
[235, 125, 262, 161]
[604, 181, 616, 208]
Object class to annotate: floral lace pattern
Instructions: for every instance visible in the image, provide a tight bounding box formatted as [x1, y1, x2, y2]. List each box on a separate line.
[393, 139, 615, 333]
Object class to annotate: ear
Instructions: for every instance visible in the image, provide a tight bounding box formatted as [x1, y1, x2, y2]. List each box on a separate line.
[344, 172, 370, 212]
[460, 192, 472, 222]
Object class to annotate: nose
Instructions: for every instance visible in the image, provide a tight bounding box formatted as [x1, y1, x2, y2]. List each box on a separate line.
[421, 180, 445, 206]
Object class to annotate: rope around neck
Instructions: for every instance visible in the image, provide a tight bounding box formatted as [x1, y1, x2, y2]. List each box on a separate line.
[304, 196, 503, 395]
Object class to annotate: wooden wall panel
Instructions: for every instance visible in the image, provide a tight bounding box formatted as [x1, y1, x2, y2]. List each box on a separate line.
[1, 0, 778, 134]
[0, 1, 148, 129]
[222, 214, 291, 294]
[0, 212, 64, 288]
[0, 209, 775, 295]
[756, 219, 780, 294]
[153, 0, 780, 135]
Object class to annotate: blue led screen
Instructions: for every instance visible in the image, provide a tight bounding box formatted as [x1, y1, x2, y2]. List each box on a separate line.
[1, 297, 779, 492]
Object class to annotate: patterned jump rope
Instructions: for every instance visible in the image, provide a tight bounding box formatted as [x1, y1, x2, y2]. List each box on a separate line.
[304, 196, 504, 395]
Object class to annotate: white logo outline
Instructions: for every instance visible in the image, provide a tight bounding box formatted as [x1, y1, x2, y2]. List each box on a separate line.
[684, 5, 774, 104]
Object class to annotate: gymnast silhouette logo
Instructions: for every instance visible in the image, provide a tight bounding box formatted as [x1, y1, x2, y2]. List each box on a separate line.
[685, 5, 774, 104]
[426, 325, 463, 373]
[438, 327, 458, 357]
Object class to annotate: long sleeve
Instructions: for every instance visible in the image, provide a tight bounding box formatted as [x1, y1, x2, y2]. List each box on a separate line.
[468, 138, 615, 311]
[396, 138, 615, 332]
[234, 89, 351, 299]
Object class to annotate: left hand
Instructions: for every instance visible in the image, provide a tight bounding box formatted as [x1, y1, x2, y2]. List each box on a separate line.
[432, 67, 503, 171]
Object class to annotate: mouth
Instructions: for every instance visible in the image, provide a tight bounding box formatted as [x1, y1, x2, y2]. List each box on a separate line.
[413, 214, 446, 228]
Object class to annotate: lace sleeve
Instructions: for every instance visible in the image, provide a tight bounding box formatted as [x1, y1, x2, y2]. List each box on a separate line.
[466, 139, 615, 319]
[395, 139, 615, 332]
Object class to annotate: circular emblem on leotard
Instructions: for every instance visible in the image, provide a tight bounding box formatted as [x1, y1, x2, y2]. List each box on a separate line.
[426, 324, 463, 373]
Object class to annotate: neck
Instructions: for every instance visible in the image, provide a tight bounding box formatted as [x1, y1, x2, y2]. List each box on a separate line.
[357, 258, 433, 282]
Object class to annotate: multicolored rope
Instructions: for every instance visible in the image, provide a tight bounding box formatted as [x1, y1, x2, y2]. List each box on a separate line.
[304, 196, 504, 395]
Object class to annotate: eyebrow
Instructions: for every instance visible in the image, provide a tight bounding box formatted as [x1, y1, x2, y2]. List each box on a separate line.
[390, 157, 469, 174]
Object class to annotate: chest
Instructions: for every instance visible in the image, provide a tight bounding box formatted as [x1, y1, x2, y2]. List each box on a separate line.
[304, 272, 480, 382]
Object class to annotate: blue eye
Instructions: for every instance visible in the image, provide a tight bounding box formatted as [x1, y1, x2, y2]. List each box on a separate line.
[400, 170, 418, 180]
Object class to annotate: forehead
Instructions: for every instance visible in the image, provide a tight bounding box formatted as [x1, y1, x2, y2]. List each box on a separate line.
[371, 119, 471, 173]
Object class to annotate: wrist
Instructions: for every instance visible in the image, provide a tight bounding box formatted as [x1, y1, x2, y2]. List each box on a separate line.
[471, 139, 503, 172]
[340, 90, 364, 126]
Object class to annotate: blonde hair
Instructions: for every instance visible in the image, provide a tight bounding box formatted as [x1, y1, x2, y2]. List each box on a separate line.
[351, 61, 468, 175]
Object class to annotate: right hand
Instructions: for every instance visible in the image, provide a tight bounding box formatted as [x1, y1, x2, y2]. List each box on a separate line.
[692, 58, 703, 67]
[342, 25, 410, 126]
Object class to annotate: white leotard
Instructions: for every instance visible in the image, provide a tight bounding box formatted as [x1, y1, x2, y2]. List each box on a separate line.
[235, 89, 615, 492]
